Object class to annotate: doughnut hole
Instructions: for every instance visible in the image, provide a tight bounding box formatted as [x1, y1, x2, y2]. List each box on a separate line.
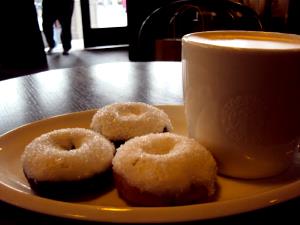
[50, 133, 85, 151]
[117, 104, 147, 118]
[163, 127, 169, 132]
[143, 138, 176, 155]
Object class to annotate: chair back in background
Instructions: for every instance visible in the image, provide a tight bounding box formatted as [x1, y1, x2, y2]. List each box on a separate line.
[132, 0, 262, 61]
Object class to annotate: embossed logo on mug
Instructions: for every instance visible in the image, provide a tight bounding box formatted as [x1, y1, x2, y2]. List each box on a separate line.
[220, 95, 269, 146]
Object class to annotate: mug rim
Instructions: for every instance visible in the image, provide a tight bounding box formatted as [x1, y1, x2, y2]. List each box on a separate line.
[182, 30, 300, 52]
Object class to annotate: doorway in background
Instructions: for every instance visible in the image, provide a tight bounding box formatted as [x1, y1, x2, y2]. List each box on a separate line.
[35, 0, 128, 51]
[80, 0, 128, 48]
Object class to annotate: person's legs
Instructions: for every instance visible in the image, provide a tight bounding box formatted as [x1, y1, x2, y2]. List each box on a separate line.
[58, 0, 74, 54]
[42, 1, 57, 53]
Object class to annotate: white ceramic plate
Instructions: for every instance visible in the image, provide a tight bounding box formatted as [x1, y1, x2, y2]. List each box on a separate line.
[1, 105, 300, 223]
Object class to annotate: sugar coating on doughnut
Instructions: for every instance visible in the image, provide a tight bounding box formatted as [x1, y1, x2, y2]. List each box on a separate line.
[112, 133, 217, 196]
[90, 102, 173, 141]
[21, 128, 115, 181]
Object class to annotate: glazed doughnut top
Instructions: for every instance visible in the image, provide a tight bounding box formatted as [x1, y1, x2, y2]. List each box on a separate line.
[112, 133, 217, 195]
[90, 102, 173, 141]
[21, 128, 115, 181]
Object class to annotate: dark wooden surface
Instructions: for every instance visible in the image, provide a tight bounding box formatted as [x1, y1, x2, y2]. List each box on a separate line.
[0, 62, 182, 135]
[0, 61, 299, 224]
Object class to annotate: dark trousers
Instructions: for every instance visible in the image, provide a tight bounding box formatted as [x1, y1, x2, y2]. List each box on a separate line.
[42, 0, 74, 51]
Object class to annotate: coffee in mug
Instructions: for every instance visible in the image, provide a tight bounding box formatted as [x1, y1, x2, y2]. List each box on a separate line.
[182, 31, 300, 179]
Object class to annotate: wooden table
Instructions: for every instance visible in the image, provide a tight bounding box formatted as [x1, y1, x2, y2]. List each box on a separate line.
[0, 62, 299, 224]
[0, 62, 182, 135]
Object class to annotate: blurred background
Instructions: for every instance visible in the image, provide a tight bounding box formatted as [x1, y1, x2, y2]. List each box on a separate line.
[1, 0, 300, 78]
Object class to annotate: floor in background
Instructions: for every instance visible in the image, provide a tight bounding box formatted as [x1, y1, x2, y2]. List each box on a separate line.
[46, 39, 130, 70]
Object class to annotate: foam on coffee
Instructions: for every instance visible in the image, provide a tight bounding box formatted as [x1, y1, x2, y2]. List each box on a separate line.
[185, 31, 300, 49]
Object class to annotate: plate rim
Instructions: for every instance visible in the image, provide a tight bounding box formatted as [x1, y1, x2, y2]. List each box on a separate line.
[1, 104, 300, 223]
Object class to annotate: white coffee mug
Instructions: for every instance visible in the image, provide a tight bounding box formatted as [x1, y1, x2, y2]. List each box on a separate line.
[182, 31, 300, 179]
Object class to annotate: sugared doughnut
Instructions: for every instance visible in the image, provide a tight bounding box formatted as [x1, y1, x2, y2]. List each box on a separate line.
[21, 128, 115, 198]
[112, 133, 217, 206]
[90, 102, 173, 145]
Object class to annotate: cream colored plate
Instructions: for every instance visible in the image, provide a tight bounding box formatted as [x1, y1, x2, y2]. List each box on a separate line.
[1, 105, 300, 223]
